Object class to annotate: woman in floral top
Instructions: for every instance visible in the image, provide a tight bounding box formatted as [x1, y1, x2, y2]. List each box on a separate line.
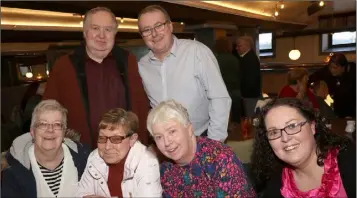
[147, 99, 256, 198]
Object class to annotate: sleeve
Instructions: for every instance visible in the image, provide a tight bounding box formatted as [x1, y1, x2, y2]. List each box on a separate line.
[1, 169, 23, 197]
[278, 85, 296, 98]
[135, 153, 162, 197]
[42, 57, 62, 100]
[76, 159, 96, 197]
[195, 43, 231, 142]
[213, 148, 256, 198]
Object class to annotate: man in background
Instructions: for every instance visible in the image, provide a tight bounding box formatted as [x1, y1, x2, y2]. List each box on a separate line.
[43, 7, 149, 148]
[236, 36, 262, 118]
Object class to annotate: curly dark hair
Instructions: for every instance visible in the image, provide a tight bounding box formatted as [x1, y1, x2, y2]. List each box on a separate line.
[250, 97, 350, 191]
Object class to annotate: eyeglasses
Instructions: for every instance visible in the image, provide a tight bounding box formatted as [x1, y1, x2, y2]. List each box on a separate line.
[266, 121, 308, 140]
[140, 21, 169, 37]
[97, 134, 132, 144]
[36, 122, 64, 131]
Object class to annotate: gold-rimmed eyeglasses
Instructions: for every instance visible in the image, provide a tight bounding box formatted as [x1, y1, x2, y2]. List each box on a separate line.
[140, 20, 169, 37]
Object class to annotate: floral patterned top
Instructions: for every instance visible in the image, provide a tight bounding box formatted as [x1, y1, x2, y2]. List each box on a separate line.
[160, 137, 256, 198]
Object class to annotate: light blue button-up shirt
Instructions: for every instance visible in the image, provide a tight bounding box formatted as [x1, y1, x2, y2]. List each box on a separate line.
[138, 36, 231, 141]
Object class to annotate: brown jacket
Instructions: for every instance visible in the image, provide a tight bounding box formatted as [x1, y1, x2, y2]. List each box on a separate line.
[43, 44, 150, 148]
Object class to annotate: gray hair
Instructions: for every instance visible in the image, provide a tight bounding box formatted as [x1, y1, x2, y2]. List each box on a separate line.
[147, 99, 190, 135]
[31, 99, 68, 130]
[138, 5, 171, 22]
[237, 36, 254, 49]
[83, 7, 118, 30]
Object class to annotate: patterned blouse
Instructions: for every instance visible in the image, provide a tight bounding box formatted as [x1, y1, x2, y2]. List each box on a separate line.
[160, 137, 256, 198]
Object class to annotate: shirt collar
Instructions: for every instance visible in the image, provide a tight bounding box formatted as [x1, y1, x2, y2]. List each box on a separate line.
[148, 35, 177, 61]
[240, 49, 250, 57]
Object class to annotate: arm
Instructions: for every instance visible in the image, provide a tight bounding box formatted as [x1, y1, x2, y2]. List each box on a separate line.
[76, 159, 97, 197]
[1, 169, 24, 197]
[195, 43, 231, 142]
[135, 153, 162, 197]
[213, 148, 256, 197]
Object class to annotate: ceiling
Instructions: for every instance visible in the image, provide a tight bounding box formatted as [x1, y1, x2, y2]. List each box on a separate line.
[168, 0, 356, 26]
[1, 1, 355, 43]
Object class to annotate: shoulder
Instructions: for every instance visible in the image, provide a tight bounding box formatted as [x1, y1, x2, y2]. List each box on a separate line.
[52, 54, 72, 69]
[198, 138, 235, 159]
[138, 53, 151, 66]
[133, 142, 158, 165]
[160, 161, 175, 175]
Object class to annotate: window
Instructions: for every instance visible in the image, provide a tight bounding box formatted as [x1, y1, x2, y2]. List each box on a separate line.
[329, 31, 356, 48]
[259, 32, 274, 57]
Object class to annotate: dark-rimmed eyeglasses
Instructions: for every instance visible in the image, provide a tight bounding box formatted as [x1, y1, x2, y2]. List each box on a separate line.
[97, 134, 132, 144]
[266, 121, 308, 140]
[36, 122, 64, 131]
[140, 21, 169, 37]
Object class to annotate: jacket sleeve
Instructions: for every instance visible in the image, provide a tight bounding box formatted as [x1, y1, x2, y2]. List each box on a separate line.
[1, 169, 24, 197]
[76, 159, 96, 197]
[43, 56, 63, 101]
[134, 152, 162, 197]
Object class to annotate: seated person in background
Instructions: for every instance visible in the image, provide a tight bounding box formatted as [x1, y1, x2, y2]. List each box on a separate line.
[327, 53, 356, 118]
[147, 99, 256, 197]
[2, 100, 90, 197]
[77, 108, 162, 198]
[279, 68, 319, 109]
[251, 98, 355, 197]
[311, 80, 337, 120]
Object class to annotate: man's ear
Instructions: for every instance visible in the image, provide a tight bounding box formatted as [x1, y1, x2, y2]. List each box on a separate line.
[129, 133, 139, 147]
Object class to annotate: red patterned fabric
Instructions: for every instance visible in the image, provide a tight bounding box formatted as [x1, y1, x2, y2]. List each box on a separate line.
[279, 85, 319, 109]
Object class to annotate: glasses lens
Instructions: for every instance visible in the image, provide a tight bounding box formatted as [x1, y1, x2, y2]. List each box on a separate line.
[53, 123, 63, 130]
[109, 136, 125, 144]
[97, 136, 107, 143]
[267, 129, 281, 140]
[142, 29, 151, 37]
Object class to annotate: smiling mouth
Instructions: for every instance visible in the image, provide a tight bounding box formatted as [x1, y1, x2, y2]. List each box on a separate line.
[167, 147, 178, 153]
[284, 144, 300, 151]
[44, 137, 56, 140]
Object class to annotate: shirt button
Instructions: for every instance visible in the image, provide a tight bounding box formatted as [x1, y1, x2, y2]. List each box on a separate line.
[101, 181, 103, 184]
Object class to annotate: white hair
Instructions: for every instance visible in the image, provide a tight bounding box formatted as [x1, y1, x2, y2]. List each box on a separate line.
[147, 99, 190, 135]
[31, 99, 68, 129]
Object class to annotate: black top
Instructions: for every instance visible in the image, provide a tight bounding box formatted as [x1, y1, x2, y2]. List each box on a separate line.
[262, 143, 356, 198]
[237, 50, 262, 98]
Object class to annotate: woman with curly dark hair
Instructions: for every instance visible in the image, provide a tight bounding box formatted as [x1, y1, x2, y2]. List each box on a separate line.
[251, 97, 355, 197]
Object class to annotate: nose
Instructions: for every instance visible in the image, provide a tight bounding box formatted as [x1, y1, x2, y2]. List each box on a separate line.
[105, 139, 113, 150]
[46, 124, 55, 132]
[163, 135, 172, 147]
[151, 29, 157, 37]
[280, 130, 290, 143]
[99, 29, 105, 38]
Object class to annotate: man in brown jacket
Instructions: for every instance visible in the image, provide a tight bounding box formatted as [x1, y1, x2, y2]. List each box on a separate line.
[43, 7, 149, 148]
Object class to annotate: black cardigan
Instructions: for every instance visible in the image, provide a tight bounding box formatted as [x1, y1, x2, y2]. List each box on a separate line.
[263, 143, 356, 198]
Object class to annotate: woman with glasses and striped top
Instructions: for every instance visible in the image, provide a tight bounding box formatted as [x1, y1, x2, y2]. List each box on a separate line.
[2, 100, 90, 197]
[76, 108, 162, 198]
[251, 98, 355, 198]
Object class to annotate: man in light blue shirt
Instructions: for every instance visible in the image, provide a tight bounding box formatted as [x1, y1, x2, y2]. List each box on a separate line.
[137, 5, 231, 142]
